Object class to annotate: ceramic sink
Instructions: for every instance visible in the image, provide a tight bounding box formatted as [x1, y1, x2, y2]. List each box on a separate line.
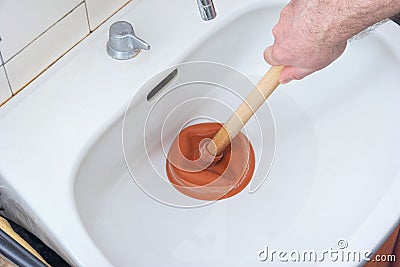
[0, 0, 399, 266]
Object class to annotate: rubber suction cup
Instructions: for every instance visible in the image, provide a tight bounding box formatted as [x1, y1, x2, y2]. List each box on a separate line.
[166, 122, 255, 200]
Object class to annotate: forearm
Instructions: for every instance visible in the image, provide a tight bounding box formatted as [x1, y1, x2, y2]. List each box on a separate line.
[315, 0, 400, 42]
[264, 0, 400, 83]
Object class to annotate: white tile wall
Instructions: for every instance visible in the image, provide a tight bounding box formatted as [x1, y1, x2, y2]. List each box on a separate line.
[0, 0, 82, 62]
[0, 0, 130, 105]
[5, 4, 89, 93]
[0, 66, 12, 106]
[85, 0, 131, 30]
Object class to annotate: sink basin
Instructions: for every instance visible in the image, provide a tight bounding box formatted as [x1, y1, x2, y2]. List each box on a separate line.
[0, 0, 399, 266]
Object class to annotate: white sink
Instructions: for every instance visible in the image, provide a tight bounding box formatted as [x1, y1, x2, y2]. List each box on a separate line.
[0, 0, 400, 266]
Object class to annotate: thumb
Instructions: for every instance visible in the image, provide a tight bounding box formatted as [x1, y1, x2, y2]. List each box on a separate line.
[263, 46, 280, 66]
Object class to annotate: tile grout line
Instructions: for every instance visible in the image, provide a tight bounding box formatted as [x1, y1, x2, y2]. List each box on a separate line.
[0, 2, 91, 107]
[0, 51, 14, 95]
[89, 0, 133, 32]
[0, 31, 91, 108]
[0, 0, 132, 107]
[3, 1, 85, 65]
[82, 1, 92, 33]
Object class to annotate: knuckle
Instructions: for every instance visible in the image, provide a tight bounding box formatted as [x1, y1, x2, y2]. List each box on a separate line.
[271, 25, 279, 38]
[280, 5, 290, 17]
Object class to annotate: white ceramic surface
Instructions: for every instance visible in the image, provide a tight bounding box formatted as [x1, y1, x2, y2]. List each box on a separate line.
[0, 0, 399, 266]
[5, 3, 89, 93]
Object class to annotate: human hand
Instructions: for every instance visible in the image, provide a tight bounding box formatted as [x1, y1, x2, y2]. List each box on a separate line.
[264, 0, 348, 84]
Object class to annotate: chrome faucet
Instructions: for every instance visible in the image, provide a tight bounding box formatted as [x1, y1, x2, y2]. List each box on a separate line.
[107, 21, 150, 60]
[196, 0, 217, 21]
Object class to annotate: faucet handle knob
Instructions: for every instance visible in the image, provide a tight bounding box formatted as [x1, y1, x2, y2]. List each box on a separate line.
[107, 21, 150, 60]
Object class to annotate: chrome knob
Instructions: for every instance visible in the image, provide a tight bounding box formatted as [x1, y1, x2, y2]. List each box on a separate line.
[107, 21, 150, 60]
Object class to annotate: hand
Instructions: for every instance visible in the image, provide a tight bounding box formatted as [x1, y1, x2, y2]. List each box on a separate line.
[264, 0, 347, 84]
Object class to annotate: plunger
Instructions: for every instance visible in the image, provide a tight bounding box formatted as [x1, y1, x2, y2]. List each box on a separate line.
[166, 65, 284, 200]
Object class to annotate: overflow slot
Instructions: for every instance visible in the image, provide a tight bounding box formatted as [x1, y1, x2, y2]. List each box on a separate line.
[147, 69, 178, 101]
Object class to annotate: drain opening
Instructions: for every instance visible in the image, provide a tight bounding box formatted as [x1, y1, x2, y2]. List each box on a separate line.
[147, 69, 178, 101]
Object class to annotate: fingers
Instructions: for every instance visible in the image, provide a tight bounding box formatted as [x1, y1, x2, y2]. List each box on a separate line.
[279, 66, 313, 84]
[264, 46, 315, 84]
[264, 46, 289, 83]
[264, 46, 294, 84]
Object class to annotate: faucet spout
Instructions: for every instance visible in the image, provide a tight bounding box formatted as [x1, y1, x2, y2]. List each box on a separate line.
[196, 0, 217, 21]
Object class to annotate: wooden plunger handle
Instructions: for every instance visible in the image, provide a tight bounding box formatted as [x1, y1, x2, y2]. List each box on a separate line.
[206, 65, 285, 156]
